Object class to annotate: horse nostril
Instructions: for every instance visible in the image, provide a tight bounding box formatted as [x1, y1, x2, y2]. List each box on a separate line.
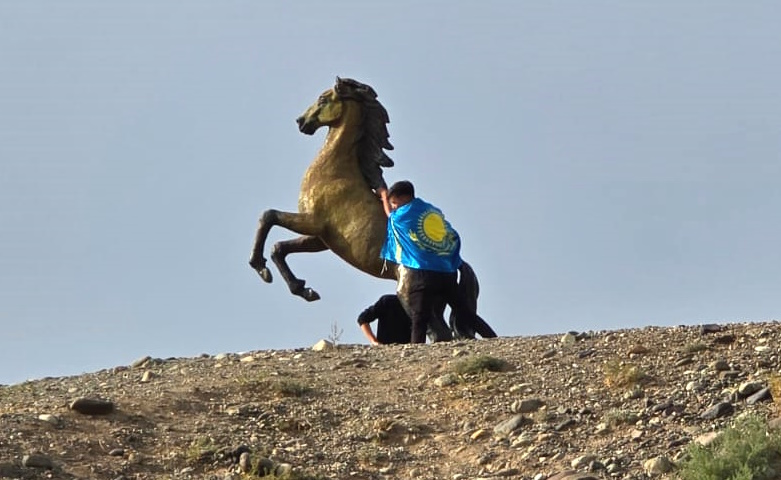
[296, 116, 304, 126]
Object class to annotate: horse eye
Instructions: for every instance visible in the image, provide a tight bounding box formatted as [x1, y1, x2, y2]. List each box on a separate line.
[317, 96, 328, 106]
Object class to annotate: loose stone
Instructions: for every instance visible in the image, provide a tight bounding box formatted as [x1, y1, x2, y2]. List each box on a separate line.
[511, 398, 545, 414]
[131, 355, 152, 369]
[746, 387, 772, 405]
[69, 397, 114, 415]
[643, 455, 674, 475]
[22, 453, 54, 469]
[700, 402, 734, 420]
[494, 414, 527, 436]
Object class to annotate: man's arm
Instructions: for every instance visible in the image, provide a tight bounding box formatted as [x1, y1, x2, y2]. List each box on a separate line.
[360, 323, 380, 345]
[357, 301, 381, 345]
[376, 187, 391, 217]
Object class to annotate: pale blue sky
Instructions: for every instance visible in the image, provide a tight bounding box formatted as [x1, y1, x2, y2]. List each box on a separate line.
[1, 2, 779, 385]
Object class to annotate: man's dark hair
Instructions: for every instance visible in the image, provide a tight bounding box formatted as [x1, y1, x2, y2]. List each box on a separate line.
[388, 180, 415, 198]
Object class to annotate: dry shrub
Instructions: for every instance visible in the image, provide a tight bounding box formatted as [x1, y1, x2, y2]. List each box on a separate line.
[603, 360, 647, 390]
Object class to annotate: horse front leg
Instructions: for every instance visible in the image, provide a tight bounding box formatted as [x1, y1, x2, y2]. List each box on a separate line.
[249, 209, 322, 283]
[271, 235, 328, 301]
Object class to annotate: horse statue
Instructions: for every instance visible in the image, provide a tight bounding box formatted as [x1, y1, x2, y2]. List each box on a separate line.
[249, 77, 494, 340]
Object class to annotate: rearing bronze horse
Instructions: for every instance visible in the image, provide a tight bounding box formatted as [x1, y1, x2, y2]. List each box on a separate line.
[249, 77, 492, 340]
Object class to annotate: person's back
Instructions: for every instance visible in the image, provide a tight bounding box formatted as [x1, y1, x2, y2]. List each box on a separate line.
[377, 180, 489, 343]
[357, 294, 411, 345]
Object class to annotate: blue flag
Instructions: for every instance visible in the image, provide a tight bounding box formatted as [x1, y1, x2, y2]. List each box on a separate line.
[380, 197, 462, 272]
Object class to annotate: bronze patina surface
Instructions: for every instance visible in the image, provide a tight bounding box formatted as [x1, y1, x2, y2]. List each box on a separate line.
[249, 77, 492, 340]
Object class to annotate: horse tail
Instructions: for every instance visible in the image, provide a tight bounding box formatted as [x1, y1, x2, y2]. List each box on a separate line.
[451, 262, 498, 339]
[457, 261, 479, 313]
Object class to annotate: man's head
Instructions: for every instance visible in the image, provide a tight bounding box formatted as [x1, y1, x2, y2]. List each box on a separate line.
[388, 180, 415, 210]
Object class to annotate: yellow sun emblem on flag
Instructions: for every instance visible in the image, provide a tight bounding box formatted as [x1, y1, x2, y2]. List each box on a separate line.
[410, 210, 456, 254]
[422, 212, 447, 242]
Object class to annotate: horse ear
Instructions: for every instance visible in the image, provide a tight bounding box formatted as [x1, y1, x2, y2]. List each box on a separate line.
[335, 76, 343, 95]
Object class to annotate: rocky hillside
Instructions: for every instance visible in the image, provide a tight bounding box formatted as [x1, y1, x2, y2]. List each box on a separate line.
[1, 321, 780, 480]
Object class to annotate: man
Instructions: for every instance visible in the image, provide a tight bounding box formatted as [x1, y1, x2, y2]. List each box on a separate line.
[357, 294, 411, 345]
[377, 180, 492, 343]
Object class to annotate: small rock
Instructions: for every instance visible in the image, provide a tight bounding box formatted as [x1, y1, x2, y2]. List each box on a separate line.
[38, 414, 61, 427]
[700, 324, 722, 334]
[274, 463, 293, 476]
[700, 402, 734, 420]
[738, 381, 763, 398]
[713, 334, 736, 344]
[108, 448, 125, 457]
[511, 398, 545, 414]
[561, 332, 577, 345]
[686, 380, 703, 392]
[434, 373, 459, 387]
[746, 387, 772, 405]
[256, 457, 275, 475]
[494, 414, 528, 436]
[571, 454, 598, 469]
[140, 371, 155, 383]
[131, 355, 152, 369]
[629, 345, 650, 355]
[493, 468, 521, 477]
[470, 429, 487, 440]
[548, 471, 600, 480]
[768, 417, 781, 431]
[711, 359, 730, 371]
[674, 356, 694, 367]
[694, 431, 720, 446]
[511, 432, 534, 447]
[594, 422, 610, 435]
[22, 453, 54, 469]
[643, 455, 674, 475]
[588, 460, 605, 472]
[69, 397, 114, 415]
[542, 349, 557, 359]
[555, 418, 577, 431]
[312, 339, 335, 351]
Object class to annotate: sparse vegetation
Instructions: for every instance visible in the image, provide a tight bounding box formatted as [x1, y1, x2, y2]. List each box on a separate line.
[184, 436, 216, 465]
[769, 374, 781, 414]
[245, 470, 330, 480]
[677, 415, 781, 480]
[355, 444, 391, 467]
[603, 360, 648, 390]
[452, 355, 510, 375]
[233, 373, 312, 398]
[272, 378, 312, 397]
[328, 321, 343, 346]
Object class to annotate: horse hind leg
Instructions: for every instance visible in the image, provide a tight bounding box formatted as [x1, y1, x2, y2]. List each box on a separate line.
[451, 261, 498, 339]
[271, 235, 328, 302]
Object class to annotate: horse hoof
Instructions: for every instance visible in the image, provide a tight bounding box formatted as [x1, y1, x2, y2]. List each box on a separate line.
[301, 288, 321, 302]
[258, 268, 273, 283]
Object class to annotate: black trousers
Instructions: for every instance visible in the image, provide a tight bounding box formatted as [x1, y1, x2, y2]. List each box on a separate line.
[397, 267, 479, 344]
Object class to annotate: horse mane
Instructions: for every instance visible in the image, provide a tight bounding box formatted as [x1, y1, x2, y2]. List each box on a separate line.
[334, 77, 394, 190]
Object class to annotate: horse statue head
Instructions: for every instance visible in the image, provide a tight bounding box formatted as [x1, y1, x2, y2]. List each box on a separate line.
[296, 77, 394, 191]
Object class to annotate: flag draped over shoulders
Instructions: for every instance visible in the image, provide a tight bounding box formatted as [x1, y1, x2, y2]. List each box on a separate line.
[380, 197, 462, 272]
